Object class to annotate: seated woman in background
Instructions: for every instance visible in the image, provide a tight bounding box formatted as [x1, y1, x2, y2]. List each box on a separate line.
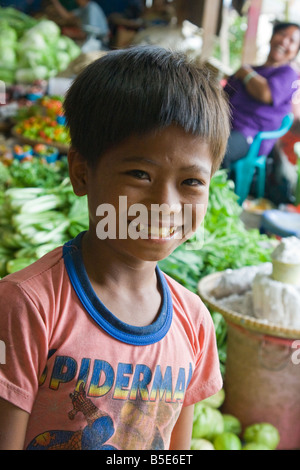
[50, 0, 109, 40]
[222, 21, 300, 169]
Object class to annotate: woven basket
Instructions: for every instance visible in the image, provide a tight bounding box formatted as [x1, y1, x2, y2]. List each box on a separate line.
[198, 271, 300, 450]
[198, 271, 300, 340]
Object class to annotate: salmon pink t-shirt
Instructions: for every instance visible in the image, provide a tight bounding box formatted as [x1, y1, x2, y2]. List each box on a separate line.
[0, 232, 222, 450]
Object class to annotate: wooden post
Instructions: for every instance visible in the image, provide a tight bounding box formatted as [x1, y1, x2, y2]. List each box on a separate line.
[201, 0, 223, 61]
[174, 0, 205, 27]
[219, 3, 230, 68]
[242, 0, 263, 65]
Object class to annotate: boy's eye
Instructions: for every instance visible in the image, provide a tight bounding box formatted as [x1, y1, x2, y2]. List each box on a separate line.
[183, 178, 204, 187]
[127, 169, 150, 180]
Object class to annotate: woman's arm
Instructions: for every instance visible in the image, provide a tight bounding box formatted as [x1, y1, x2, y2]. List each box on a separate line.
[235, 65, 273, 104]
[169, 404, 194, 450]
[50, 0, 77, 22]
[0, 398, 29, 450]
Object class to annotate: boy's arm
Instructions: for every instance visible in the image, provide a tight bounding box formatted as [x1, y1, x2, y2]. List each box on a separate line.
[0, 398, 29, 450]
[169, 404, 194, 450]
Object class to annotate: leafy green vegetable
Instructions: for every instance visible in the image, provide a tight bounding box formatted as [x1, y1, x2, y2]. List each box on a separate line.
[26, 19, 61, 44]
[16, 66, 49, 83]
[5, 157, 69, 189]
[0, 45, 17, 66]
[57, 35, 82, 60]
[0, 7, 37, 37]
[0, 68, 15, 84]
[0, 8, 81, 83]
[0, 163, 11, 191]
[0, 159, 86, 277]
[0, 21, 18, 43]
[19, 30, 48, 51]
[211, 311, 227, 375]
[6, 257, 38, 274]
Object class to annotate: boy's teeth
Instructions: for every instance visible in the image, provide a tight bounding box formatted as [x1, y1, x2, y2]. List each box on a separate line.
[149, 226, 177, 238]
[130, 221, 177, 237]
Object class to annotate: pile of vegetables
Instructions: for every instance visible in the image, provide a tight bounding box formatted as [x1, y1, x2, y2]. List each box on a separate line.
[0, 155, 69, 188]
[39, 96, 64, 118]
[0, 180, 88, 276]
[191, 389, 280, 450]
[14, 115, 70, 145]
[0, 156, 86, 276]
[0, 7, 81, 84]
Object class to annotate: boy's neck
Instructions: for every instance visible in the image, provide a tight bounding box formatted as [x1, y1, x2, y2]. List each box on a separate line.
[81, 231, 158, 291]
[80, 231, 163, 327]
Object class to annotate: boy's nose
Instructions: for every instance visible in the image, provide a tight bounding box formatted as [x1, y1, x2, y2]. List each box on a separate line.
[151, 184, 182, 215]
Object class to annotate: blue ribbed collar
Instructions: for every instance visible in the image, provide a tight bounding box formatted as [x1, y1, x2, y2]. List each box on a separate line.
[63, 232, 173, 346]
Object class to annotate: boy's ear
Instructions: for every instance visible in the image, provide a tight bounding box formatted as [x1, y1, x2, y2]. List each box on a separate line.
[67, 148, 88, 196]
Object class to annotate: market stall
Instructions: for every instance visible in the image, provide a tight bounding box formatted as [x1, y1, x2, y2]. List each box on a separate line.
[0, 1, 300, 451]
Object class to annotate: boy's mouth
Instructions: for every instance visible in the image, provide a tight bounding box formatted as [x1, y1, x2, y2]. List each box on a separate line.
[128, 221, 180, 239]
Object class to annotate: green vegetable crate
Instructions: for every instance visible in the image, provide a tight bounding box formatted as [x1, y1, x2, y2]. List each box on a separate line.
[198, 272, 300, 450]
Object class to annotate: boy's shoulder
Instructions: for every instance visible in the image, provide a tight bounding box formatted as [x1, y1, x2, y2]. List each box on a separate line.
[161, 271, 217, 351]
[0, 245, 65, 292]
[161, 271, 208, 319]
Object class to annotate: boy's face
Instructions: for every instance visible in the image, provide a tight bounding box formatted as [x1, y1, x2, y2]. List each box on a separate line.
[69, 125, 213, 263]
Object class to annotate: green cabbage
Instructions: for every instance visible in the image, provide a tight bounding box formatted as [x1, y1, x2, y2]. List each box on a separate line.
[56, 35, 81, 60]
[19, 31, 48, 51]
[0, 9, 81, 83]
[15, 66, 49, 83]
[0, 47, 16, 66]
[0, 22, 18, 43]
[0, 68, 15, 84]
[56, 51, 72, 72]
[24, 20, 60, 45]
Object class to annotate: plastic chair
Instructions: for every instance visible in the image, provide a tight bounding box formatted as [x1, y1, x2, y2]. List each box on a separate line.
[230, 113, 294, 205]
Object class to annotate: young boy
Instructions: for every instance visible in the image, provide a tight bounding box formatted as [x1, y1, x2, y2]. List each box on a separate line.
[0, 46, 230, 450]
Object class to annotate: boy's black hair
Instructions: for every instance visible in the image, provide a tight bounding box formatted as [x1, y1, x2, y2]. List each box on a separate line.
[63, 46, 231, 174]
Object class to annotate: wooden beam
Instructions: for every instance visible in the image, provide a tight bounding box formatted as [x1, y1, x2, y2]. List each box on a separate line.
[201, 0, 223, 61]
[175, 0, 205, 27]
[242, 0, 264, 65]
